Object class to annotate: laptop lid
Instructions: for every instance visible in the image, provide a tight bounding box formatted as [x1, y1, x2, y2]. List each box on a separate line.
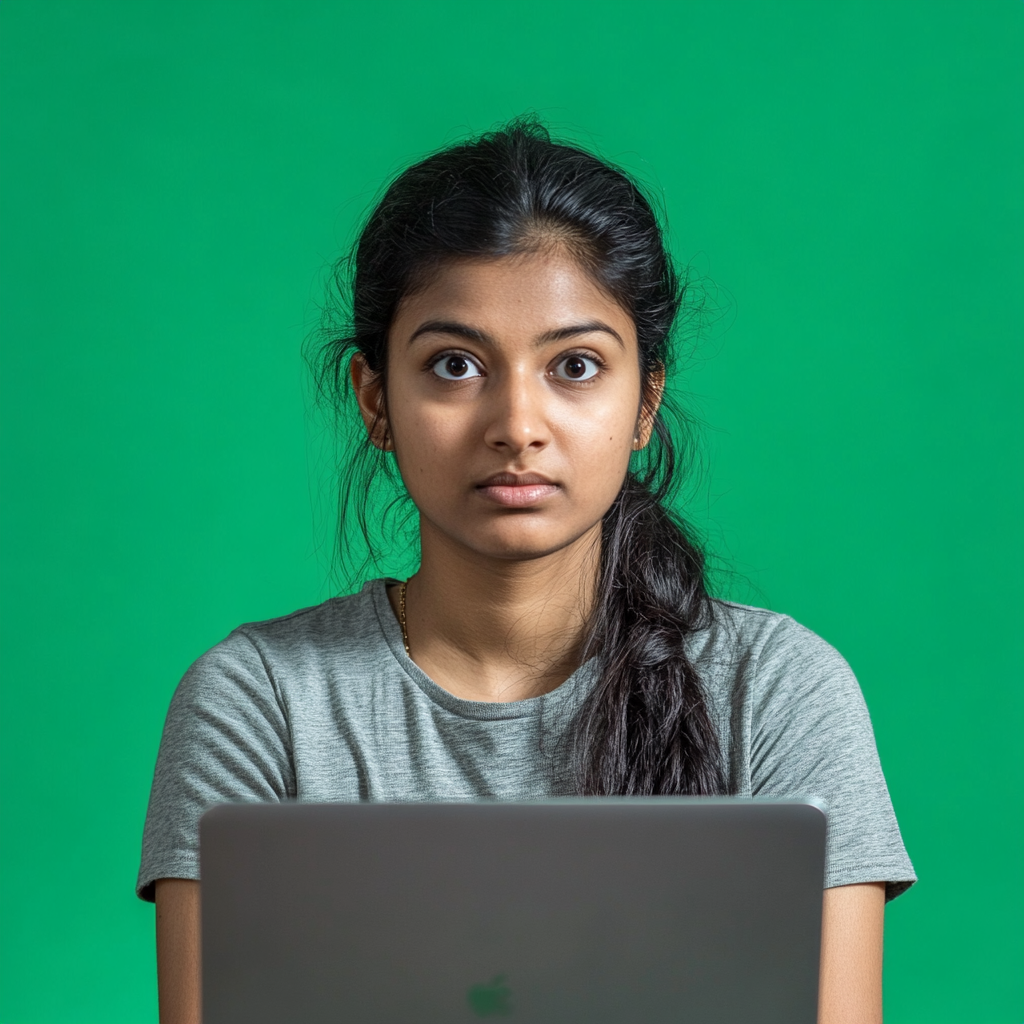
[200, 798, 826, 1023]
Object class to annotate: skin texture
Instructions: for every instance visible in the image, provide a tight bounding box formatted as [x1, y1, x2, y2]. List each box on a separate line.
[153, 251, 886, 1021]
[154, 879, 201, 1024]
[354, 249, 653, 701]
[818, 882, 886, 1023]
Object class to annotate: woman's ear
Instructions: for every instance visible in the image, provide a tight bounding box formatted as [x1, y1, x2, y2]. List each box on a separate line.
[633, 363, 666, 450]
[350, 353, 393, 451]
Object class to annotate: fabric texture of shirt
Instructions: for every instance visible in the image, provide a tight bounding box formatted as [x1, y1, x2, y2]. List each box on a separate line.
[137, 579, 916, 902]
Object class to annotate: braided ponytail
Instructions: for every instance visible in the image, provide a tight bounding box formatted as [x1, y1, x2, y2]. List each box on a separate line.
[573, 474, 724, 795]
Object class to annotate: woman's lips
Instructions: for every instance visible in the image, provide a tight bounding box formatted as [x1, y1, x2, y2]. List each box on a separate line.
[477, 483, 560, 507]
[476, 474, 559, 507]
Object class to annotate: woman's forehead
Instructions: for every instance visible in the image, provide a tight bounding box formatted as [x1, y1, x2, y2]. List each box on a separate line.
[392, 251, 636, 342]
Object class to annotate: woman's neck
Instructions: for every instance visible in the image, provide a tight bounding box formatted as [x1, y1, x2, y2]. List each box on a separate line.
[389, 522, 602, 703]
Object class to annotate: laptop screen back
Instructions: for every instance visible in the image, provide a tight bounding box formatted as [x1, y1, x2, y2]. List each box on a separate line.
[200, 798, 826, 1023]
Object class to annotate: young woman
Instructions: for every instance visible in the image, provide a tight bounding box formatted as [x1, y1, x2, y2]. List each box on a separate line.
[140, 119, 915, 1023]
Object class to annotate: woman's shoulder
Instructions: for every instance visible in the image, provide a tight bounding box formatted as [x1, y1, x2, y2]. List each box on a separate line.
[702, 601, 915, 899]
[697, 596, 845, 661]
[176, 580, 395, 698]
[229, 579, 387, 652]
[695, 597, 862, 708]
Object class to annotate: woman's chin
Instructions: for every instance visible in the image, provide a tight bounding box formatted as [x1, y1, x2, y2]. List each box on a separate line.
[434, 519, 603, 564]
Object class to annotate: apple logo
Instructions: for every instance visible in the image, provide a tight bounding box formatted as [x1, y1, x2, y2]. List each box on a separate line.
[467, 975, 513, 1017]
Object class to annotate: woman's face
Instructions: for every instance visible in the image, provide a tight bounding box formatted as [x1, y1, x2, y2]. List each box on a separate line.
[354, 249, 656, 564]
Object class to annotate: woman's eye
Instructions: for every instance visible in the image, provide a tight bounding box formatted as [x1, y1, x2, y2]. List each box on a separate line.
[554, 355, 600, 381]
[432, 354, 483, 380]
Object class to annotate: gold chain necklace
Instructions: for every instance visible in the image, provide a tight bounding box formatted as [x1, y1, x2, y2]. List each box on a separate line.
[398, 579, 411, 656]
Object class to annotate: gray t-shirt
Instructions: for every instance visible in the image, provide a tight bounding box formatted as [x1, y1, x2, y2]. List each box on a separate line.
[137, 579, 916, 902]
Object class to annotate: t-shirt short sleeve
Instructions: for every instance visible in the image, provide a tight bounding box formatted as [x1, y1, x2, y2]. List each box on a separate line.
[747, 614, 916, 901]
[138, 585, 917, 905]
[136, 629, 295, 902]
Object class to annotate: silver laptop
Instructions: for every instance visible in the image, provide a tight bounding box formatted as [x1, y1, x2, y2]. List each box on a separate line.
[200, 799, 826, 1023]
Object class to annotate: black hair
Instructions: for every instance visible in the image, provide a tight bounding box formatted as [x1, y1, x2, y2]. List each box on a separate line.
[313, 117, 725, 796]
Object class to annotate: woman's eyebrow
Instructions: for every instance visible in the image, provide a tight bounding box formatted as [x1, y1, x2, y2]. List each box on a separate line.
[537, 322, 624, 348]
[408, 319, 624, 348]
[408, 320, 492, 345]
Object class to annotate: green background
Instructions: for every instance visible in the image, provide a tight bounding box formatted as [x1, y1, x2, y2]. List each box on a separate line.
[1, 1, 1021, 1021]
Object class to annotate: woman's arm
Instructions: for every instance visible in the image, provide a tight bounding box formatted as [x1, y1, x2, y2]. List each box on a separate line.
[155, 878, 201, 1024]
[819, 881, 886, 1024]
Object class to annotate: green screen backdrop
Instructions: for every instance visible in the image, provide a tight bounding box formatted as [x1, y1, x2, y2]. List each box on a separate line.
[1, 1, 1021, 1021]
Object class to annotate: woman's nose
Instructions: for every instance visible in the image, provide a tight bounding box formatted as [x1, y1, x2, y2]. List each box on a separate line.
[481, 370, 552, 454]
